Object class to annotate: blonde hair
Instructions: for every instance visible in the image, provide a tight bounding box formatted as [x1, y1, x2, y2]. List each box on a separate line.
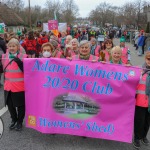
[145, 51, 150, 59]
[7, 38, 20, 47]
[66, 35, 72, 40]
[61, 31, 67, 35]
[41, 42, 54, 52]
[111, 46, 122, 55]
[70, 38, 79, 47]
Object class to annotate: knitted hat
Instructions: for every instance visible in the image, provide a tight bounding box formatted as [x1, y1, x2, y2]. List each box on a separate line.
[50, 39, 58, 48]
[120, 36, 125, 43]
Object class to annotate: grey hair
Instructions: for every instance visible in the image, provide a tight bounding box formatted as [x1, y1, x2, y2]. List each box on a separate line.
[90, 38, 97, 42]
[8, 38, 20, 47]
[66, 35, 72, 40]
[79, 40, 90, 48]
[70, 38, 79, 47]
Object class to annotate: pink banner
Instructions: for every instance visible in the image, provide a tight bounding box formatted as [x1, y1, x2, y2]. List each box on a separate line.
[48, 20, 58, 30]
[24, 58, 141, 143]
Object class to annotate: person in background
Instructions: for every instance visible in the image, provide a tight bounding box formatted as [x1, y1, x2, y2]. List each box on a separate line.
[39, 32, 49, 46]
[0, 32, 7, 87]
[133, 51, 150, 149]
[68, 40, 99, 62]
[1, 38, 27, 131]
[59, 31, 66, 50]
[90, 38, 100, 57]
[137, 30, 145, 56]
[100, 39, 114, 62]
[120, 36, 131, 64]
[22, 31, 37, 58]
[46, 41, 64, 58]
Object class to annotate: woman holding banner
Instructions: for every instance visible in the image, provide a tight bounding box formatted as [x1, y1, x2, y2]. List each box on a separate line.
[65, 38, 79, 58]
[1, 38, 27, 131]
[133, 51, 150, 149]
[41, 42, 64, 58]
[110, 46, 122, 64]
[68, 40, 99, 62]
[100, 39, 114, 62]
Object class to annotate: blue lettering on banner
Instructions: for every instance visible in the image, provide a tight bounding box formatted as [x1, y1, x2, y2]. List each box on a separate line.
[38, 117, 115, 135]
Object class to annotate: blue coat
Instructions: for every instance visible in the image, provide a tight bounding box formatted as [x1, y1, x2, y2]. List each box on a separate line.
[138, 35, 145, 46]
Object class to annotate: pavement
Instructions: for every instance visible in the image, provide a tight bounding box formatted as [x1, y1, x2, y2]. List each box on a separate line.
[0, 39, 149, 150]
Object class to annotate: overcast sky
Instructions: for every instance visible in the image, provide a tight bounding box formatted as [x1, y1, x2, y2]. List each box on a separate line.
[24, 0, 135, 17]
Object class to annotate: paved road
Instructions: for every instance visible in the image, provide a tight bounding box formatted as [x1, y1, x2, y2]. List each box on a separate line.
[0, 39, 149, 150]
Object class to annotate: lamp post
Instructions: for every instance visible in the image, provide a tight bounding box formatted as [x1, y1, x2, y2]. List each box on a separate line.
[28, 0, 31, 28]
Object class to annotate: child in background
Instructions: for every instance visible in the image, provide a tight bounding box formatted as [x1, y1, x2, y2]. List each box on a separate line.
[120, 36, 131, 64]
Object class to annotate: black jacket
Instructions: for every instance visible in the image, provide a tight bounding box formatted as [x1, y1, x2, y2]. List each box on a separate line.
[0, 37, 6, 53]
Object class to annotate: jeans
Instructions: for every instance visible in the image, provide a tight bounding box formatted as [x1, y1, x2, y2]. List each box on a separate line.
[138, 46, 142, 56]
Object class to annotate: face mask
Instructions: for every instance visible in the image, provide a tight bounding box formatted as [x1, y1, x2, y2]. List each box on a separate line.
[43, 51, 51, 58]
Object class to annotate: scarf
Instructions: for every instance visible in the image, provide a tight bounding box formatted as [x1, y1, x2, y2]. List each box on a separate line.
[9, 51, 19, 59]
[51, 50, 57, 57]
[110, 59, 122, 64]
[142, 63, 150, 112]
[79, 54, 90, 60]
[90, 45, 96, 55]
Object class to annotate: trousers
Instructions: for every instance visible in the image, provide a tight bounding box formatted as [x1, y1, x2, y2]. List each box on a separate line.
[134, 106, 150, 139]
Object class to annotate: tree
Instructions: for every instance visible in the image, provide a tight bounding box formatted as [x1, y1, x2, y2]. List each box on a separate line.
[61, 0, 79, 24]
[146, 22, 150, 33]
[1, 0, 24, 13]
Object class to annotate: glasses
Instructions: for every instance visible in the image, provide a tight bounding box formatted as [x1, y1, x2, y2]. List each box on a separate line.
[106, 43, 112, 45]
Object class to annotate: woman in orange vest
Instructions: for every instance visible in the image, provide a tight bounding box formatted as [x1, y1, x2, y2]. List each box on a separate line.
[1, 38, 27, 131]
[133, 51, 150, 149]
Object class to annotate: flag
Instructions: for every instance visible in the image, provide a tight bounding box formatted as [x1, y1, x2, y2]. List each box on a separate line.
[54, 11, 57, 20]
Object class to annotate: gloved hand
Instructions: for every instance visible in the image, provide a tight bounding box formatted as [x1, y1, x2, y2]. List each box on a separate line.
[13, 58, 24, 72]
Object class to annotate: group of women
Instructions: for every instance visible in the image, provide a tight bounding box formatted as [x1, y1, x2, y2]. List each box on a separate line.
[0, 30, 149, 149]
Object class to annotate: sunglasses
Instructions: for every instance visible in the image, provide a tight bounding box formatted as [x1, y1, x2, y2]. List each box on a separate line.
[106, 43, 112, 45]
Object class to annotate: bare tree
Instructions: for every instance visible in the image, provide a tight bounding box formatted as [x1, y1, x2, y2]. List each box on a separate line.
[1, 0, 24, 13]
[61, 0, 79, 24]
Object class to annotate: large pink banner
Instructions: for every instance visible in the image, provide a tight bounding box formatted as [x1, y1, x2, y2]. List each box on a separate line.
[24, 58, 141, 143]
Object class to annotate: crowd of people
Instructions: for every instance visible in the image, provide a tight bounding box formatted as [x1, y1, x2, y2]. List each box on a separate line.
[0, 28, 150, 149]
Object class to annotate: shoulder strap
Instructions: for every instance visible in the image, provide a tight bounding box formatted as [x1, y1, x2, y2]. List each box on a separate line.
[3, 58, 15, 73]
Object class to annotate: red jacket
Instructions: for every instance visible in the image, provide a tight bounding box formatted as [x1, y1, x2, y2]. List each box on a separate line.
[22, 39, 37, 51]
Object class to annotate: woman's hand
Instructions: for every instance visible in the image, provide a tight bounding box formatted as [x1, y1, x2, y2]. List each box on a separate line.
[66, 57, 72, 61]
[92, 60, 97, 63]
[125, 64, 131, 67]
[101, 61, 106, 64]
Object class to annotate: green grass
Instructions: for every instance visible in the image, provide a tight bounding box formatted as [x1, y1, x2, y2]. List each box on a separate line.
[66, 113, 94, 119]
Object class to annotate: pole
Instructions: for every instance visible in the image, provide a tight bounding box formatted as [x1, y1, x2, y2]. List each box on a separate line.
[28, 0, 31, 28]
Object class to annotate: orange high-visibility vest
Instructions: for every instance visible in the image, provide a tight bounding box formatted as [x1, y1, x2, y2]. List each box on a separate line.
[121, 47, 128, 64]
[2, 53, 27, 92]
[136, 73, 148, 107]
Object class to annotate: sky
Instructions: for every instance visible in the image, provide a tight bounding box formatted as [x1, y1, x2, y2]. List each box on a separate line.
[24, 0, 135, 18]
